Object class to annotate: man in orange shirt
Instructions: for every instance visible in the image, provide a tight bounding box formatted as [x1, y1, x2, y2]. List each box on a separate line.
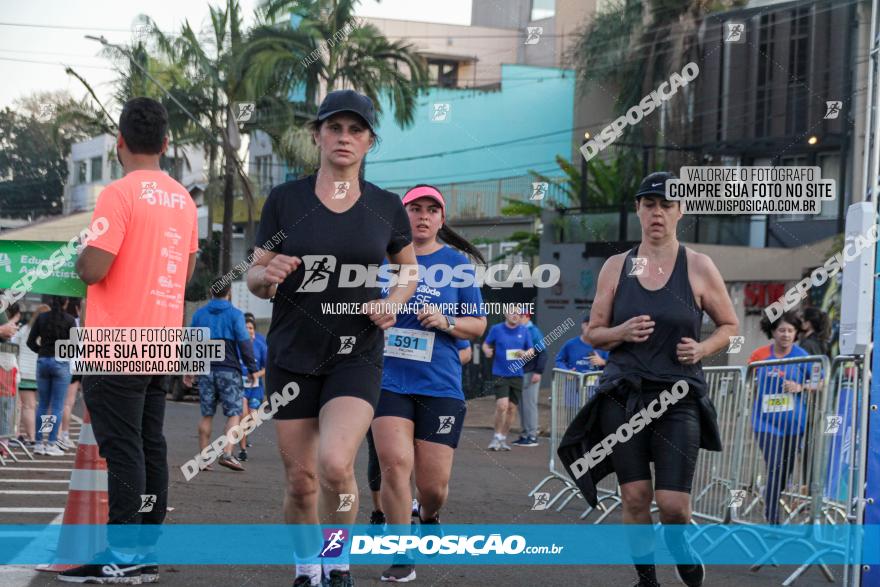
[61, 97, 199, 585]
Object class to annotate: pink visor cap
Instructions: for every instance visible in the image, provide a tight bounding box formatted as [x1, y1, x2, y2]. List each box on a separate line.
[402, 185, 446, 212]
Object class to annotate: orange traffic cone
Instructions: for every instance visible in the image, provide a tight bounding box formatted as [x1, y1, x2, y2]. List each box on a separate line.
[37, 409, 108, 572]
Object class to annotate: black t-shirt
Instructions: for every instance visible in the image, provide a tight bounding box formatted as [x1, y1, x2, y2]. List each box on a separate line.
[255, 174, 412, 375]
[27, 311, 77, 358]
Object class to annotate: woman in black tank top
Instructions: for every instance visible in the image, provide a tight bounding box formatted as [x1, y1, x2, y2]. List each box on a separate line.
[579, 172, 739, 587]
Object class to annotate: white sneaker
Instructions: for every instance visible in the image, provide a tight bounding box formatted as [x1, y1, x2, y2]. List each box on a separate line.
[499, 441, 512, 451]
[44, 444, 64, 457]
[58, 437, 75, 450]
[55, 440, 72, 452]
[34, 442, 47, 456]
[487, 437, 501, 451]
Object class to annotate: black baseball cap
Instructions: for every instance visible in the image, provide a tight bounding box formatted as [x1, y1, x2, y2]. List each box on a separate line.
[635, 171, 677, 199]
[316, 90, 376, 132]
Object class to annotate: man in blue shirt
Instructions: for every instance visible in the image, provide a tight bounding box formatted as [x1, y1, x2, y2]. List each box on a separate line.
[556, 316, 609, 373]
[190, 280, 257, 472]
[482, 312, 532, 451]
[513, 311, 547, 447]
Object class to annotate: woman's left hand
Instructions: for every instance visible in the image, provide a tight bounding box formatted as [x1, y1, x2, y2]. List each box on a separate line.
[676, 337, 705, 365]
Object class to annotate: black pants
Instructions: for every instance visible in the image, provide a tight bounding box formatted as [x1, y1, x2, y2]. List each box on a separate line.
[756, 432, 800, 524]
[82, 374, 171, 550]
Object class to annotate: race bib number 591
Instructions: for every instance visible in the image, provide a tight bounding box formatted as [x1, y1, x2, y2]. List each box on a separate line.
[384, 327, 435, 362]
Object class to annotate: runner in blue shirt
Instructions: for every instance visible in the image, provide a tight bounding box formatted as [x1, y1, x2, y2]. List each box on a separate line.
[482, 313, 532, 451]
[363, 337, 472, 533]
[556, 316, 610, 373]
[371, 185, 487, 583]
[748, 311, 816, 524]
[238, 316, 267, 462]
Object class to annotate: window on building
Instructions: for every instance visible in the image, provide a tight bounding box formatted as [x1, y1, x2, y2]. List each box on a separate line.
[74, 161, 87, 185]
[90, 156, 103, 183]
[785, 7, 810, 136]
[754, 14, 776, 138]
[499, 241, 525, 265]
[530, 0, 555, 20]
[427, 59, 459, 88]
[818, 153, 841, 219]
[110, 158, 123, 180]
[255, 155, 274, 192]
[777, 155, 809, 221]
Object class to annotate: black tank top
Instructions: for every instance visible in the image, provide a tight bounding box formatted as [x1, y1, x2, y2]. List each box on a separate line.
[600, 244, 706, 390]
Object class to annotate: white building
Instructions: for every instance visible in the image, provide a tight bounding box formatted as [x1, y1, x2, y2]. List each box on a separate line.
[62, 134, 210, 237]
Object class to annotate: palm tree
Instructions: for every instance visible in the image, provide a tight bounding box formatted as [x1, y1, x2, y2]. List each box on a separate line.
[141, 1, 263, 274]
[242, 0, 428, 170]
[498, 151, 644, 259]
[568, 0, 746, 171]
[99, 36, 210, 183]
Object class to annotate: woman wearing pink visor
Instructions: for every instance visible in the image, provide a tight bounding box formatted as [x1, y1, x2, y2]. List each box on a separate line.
[371, 184, 487, 582]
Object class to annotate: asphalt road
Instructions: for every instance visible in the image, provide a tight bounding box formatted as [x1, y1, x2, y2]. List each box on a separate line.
[1, 397, 837, 587]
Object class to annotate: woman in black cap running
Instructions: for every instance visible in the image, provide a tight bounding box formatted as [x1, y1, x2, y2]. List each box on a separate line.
[248, 89, 418, 587]
[558, 171, 738, 587]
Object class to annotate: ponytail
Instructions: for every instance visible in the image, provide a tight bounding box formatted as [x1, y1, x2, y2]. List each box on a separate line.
[438, 224, 486, 264]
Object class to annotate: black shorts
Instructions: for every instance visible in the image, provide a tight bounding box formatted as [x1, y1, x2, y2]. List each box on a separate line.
[266, 358, 382, 420]
[493, 376, 523, 405]
[374, 390, 467, 449]
[598, 380, 700, 493]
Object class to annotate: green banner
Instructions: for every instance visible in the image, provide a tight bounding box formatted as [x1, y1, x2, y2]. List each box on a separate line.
[0, 240, 86, 298]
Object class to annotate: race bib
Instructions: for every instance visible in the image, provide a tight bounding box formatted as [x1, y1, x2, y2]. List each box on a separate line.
[384, 327, 435, 362]
[506, 349, 522, 361]
[762, 393, 794, 414]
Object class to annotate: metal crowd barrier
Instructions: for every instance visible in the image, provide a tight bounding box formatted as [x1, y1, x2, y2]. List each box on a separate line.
[541, 355, 870, 585]
[690, 366, 748, 523]
[693, 354, 867, 586]
[0, 341, 30, 465]
[529, 369, 610, 512]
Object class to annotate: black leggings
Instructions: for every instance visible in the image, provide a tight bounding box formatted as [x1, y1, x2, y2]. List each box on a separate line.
[366, 428, 382, 492]
[598, 381, 701, 492]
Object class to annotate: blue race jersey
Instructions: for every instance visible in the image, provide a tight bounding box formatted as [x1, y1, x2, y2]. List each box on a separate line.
[555, 336, 609, 373]
[381, 246, 485, 400]
[749, 344, 812, 437]
[240, 335, 268, 396]
[485, 322, 531, 377]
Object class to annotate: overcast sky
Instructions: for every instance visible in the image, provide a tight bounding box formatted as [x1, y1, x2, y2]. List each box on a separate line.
[0, 0, 473, 109]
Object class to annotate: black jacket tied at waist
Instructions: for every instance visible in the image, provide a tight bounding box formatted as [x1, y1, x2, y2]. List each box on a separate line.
[555, 373, 722, 508]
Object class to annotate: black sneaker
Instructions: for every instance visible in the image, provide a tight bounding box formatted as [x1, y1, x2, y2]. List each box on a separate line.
[674, 560, 705, 586]
[57, 562, 142, 583]
[368, 509, 386, 535]
[416, 507, 443, 553]
[418, 507, 440, 526]
[139, 565, 158, 584]
[238, 449, 248, 462]
[325, 570, 354, 587]
[380, 564, 416, 582]
[293, 576, 314, 587]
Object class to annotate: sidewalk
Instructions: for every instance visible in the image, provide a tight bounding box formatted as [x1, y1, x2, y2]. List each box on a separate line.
[464, 385, 553, 437]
